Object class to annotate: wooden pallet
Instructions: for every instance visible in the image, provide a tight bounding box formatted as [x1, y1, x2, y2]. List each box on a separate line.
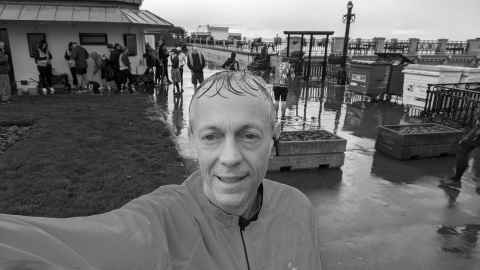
[268, 153, 345, 171]
[375, 123, 462, 160]
[267, 130, 347, 171]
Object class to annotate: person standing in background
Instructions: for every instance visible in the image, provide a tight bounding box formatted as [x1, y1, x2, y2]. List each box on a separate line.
[0, 41, 11, 103]
[187, 48, 206, 91]
[110, 43, 122, 93]
[64, 42, 78, 90]
[271, 57, 295, 119]
[170, 48, 182, 95]
[119, 46, 134, 94]
[178, 46, 187, 90]
[71, 42, 89, 91]
[34, 40, 54, 95]
[222, 52, 240, 71]
[157, 40, 171, 84]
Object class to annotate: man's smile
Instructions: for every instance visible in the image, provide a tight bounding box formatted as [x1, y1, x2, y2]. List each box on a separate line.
[215, 174, 249, 183]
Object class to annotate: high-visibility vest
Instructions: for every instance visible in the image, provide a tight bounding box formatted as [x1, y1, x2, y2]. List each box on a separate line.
[37, 49, 51, 67]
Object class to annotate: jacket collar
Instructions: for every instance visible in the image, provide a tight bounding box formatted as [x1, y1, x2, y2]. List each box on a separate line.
[185, 170, 263, 228]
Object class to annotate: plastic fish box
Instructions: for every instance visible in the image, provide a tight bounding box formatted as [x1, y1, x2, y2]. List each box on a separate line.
[375, 123, 463, 160]
[268, 130, 347, 171]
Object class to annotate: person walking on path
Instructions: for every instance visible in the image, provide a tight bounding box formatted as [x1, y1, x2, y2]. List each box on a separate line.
[271, 57, 295, 119]
[0, 41, 11, 103]
[440, 109, 480, 194]
[178, 46, 187, 90]
[64, 42, 78, 90]
[187, 48, 206, 90]
[170, 48, 182, 95]
[222, 52, 240, 71]
[157, 40, 172, 84]
[34, 40, 54, 95]
[71, 42, 89, 91]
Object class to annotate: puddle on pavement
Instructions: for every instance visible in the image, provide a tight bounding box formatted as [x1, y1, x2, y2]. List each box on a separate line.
[146, 62, 480, 266]
[437, 224, 480, 258]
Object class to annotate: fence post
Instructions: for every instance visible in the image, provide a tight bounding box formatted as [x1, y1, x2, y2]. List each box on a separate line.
[373, 37, 386, 54]
[436, 39, 448, 54]
[467, 38, 480, 57]
[408, 38, 420, 56]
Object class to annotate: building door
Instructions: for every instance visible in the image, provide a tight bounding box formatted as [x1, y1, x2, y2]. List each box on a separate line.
[0, 28, 16, 93]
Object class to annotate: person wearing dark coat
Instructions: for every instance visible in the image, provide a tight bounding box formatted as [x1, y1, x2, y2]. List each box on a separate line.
[157, 40, 171, 84]
[71, 43, 89, 90]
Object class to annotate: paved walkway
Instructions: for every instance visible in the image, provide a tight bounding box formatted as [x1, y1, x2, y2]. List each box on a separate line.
[150, 66, 480, 270]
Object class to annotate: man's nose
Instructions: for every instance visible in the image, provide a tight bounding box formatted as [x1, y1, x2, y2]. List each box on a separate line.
[219, 137, 242, 167]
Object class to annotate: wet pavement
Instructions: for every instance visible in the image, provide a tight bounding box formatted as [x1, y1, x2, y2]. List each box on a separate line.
[147, 66, 480, 270]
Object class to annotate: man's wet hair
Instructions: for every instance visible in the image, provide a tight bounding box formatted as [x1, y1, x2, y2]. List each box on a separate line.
[189, 71, 276, 132]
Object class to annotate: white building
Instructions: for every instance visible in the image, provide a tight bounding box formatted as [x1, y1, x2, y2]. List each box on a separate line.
[0, 0, 173, 92]
[197, 25, 229, 41]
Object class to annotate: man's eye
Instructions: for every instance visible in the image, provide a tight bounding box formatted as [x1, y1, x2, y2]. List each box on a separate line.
[242, 133, 261, 141]
[201, 134, 219, 142]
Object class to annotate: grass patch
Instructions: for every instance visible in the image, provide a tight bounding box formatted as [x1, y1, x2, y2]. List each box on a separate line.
[0, 94, 187, 217]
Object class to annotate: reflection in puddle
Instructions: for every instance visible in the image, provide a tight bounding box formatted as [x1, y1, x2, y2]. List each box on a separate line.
[437, 224, 480, 258]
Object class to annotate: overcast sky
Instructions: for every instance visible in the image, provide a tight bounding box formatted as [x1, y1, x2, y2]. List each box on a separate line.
[141, 0, 479, 41]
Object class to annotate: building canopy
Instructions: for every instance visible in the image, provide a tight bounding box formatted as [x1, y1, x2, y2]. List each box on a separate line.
[0, 3, 172, 27]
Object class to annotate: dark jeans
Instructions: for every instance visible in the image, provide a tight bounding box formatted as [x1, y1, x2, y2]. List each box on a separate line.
[163, 59, 170, 81]
[452, 127, 480, 181]
[70, 67, 78, 87]
[117, 69, 135, 93]
[179, 66, 184, 86]
[37, 65, 52, 88]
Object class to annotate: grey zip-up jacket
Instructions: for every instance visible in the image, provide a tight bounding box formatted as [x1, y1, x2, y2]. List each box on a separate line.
[0, 171, 322, 270]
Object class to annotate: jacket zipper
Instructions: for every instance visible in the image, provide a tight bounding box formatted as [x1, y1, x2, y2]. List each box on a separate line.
[240, 227, 251, 270]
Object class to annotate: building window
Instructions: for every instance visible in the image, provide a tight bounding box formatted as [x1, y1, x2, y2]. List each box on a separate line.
[79, 33, 108, 45]
[123, 34, 137, 56]
[27, 33, 46, 58]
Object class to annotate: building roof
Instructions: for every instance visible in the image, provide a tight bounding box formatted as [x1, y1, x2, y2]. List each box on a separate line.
[0, 3, 172, 27]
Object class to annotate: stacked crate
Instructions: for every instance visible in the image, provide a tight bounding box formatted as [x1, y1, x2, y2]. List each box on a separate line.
[268, 130, 347, 171]
[375, 123, 463, 160]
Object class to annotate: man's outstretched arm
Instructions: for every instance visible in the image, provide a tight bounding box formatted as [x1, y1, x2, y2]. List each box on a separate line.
[0, 193, 172, 270]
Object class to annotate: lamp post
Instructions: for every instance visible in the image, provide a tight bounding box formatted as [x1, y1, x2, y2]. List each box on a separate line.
[341, 1, 355, 85]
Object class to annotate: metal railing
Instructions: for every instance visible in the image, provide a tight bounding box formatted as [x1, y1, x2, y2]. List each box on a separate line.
[423, 82, 480, 127]
[446, 41, 468, 55]
[384, 40, 410, 54]
[417, 40, 439, 55]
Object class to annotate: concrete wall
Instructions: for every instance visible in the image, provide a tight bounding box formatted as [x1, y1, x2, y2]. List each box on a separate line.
[4, 21, 147, 88]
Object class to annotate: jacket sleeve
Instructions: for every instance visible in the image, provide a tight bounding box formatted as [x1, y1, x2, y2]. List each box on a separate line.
[0, 192, 172, 270]
[201, 54, 206, 69]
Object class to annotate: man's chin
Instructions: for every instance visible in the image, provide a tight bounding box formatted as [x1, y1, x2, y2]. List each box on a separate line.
[213, 194, 247, 214]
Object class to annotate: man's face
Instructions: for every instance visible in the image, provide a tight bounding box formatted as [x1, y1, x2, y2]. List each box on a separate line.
[190, 93, 275, 216]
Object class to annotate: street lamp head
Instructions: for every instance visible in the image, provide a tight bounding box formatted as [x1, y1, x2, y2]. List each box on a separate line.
[347, 1, 353, 9]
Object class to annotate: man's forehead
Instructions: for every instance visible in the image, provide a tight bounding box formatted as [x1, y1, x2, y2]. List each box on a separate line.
[191, 95, 271, 128]
[193, 91, 268, 110]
